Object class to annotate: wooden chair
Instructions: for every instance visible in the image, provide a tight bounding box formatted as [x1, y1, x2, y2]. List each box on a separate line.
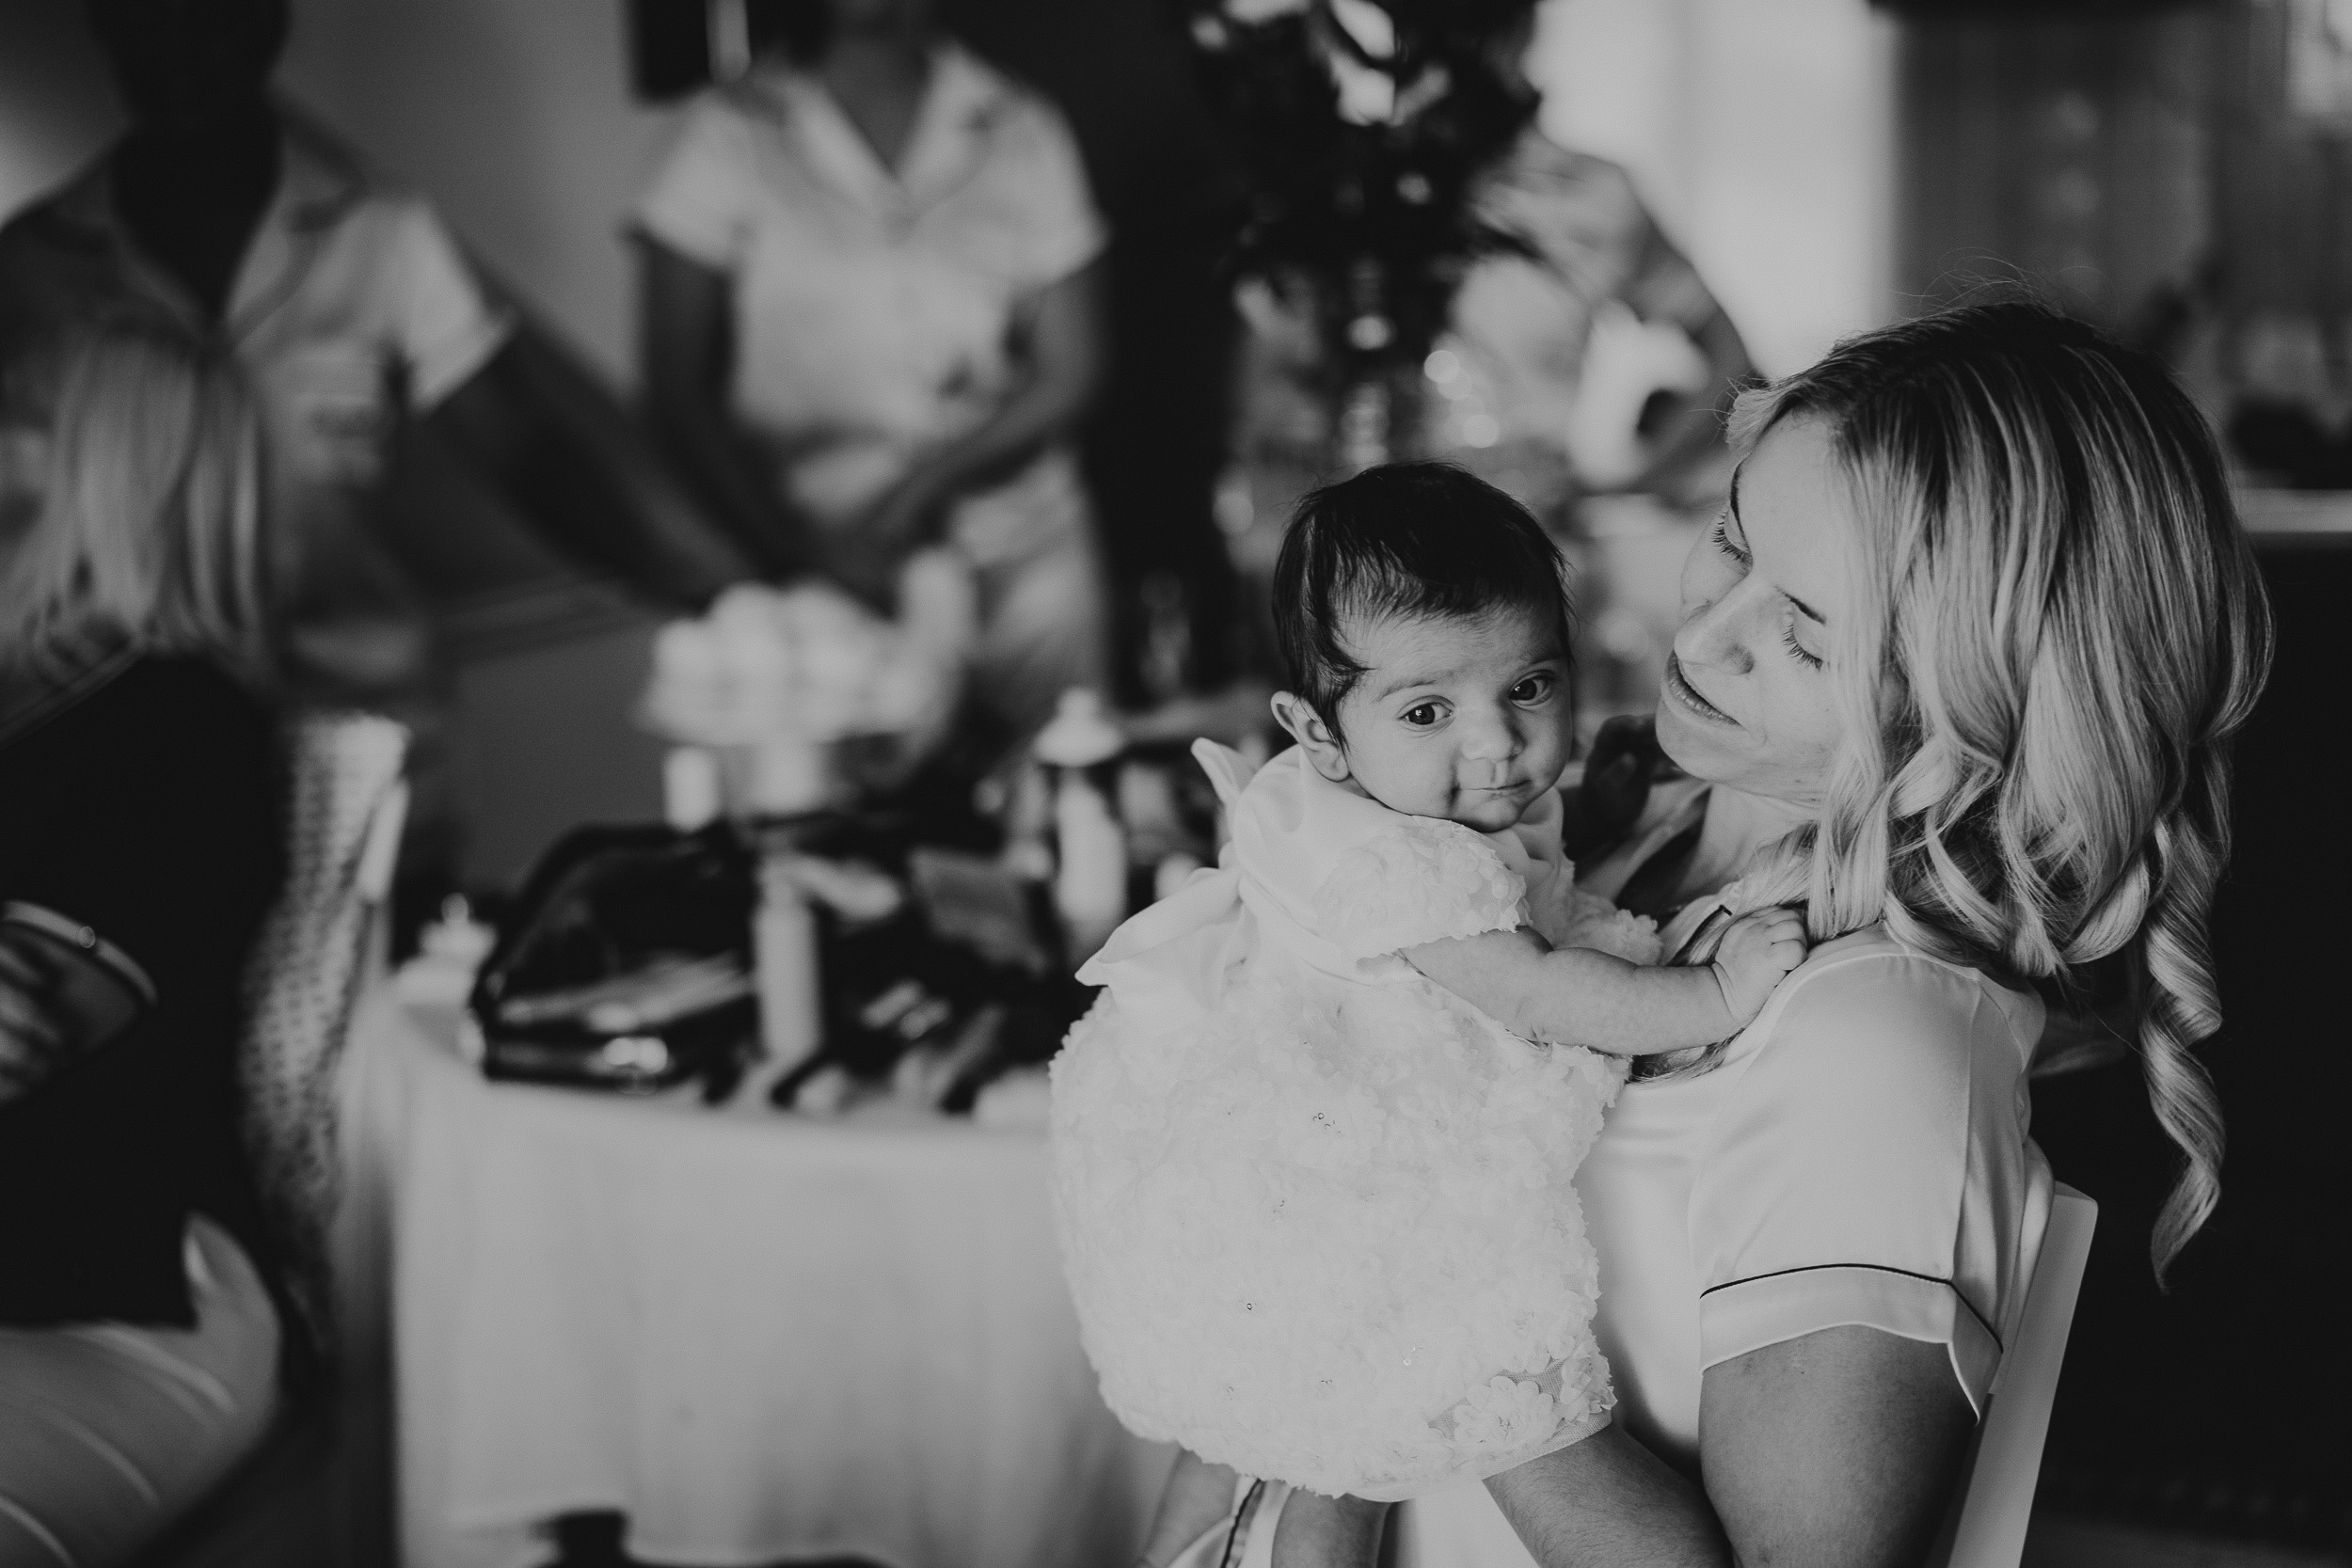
[1926, 1182, 2101, 1568]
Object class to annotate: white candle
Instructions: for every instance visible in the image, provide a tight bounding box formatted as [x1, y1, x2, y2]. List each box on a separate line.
[755, 854, 823, 1070]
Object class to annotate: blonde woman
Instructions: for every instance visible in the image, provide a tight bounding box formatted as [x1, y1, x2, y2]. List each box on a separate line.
[0, 328, 289, 1568]
[1244, 301, 2269, 1567]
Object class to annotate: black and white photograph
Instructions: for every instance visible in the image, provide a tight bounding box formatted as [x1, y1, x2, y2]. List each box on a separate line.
[0, 0, 2342, 1565]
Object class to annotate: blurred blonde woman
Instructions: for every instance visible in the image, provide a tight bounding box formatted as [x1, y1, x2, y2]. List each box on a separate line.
[0, 327, 289, 1568]
[1258, 302, 2269, 1568]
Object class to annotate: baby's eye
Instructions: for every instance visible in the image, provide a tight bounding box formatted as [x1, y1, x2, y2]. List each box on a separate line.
[1510, 673, 1556, 704]
[1402, 703, 1441, 728]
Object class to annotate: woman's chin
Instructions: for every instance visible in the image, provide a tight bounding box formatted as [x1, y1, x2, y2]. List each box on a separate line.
[1654, 696, 1734, 782]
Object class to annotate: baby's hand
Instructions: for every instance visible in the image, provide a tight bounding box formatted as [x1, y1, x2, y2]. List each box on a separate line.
[1709, 907, 1809, 1025]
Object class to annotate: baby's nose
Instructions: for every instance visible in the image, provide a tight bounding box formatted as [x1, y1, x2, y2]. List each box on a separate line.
[1456, 712, 1521, 764]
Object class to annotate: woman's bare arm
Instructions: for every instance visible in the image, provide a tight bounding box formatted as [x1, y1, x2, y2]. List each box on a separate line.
[1401, 908, 1804, 1054]
[1139, 1449, 1241, 1568]
[1486, 1425, 1728, 1567]
[1700, 1327, 1974, 1567]
[1485, 1327, 1973, 1568]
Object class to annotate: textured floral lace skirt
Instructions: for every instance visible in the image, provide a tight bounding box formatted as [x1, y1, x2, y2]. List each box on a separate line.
[1050, 939, 1626, 1500]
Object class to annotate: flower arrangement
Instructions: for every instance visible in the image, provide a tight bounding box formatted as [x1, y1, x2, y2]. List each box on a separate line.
[1173, 0, 1543, 453]
[641, 553, 975, 813]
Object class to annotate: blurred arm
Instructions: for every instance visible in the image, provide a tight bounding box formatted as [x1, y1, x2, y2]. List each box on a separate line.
[821, 259, 1106, 610]
[1622, 230, 1757, 502]
[882, 259, 1106, 530]
[635, 235, 817, 579]
[429, 327, 758, 610]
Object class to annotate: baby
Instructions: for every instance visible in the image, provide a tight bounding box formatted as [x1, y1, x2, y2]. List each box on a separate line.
[1048, 464, 1805, 1566]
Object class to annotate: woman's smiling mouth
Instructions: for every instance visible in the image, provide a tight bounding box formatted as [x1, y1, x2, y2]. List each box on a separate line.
[1664, 654, 1738, 725]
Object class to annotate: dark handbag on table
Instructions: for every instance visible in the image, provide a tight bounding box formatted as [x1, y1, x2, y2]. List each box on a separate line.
[466, 823, 760, 1093]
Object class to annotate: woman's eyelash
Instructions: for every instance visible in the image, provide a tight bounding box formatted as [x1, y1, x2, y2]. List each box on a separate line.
[1710, 513, 1751, 565]
[1781, 622, 1824, 670]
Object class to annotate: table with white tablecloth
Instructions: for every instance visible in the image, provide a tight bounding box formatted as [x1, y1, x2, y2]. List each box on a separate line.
[338, 986, 1171, 1568]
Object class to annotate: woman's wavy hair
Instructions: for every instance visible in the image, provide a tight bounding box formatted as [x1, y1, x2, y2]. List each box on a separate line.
[1724, 300, 2272, 1282]
[0, 325, 270, 679]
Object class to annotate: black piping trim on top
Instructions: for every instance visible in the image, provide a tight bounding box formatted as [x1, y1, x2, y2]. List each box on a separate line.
[1700, 1262, 2002, 1351]
[1221, 1480, 1266, 1568]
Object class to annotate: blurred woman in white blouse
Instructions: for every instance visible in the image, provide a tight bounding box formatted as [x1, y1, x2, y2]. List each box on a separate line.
[635, 0, 1110, 752]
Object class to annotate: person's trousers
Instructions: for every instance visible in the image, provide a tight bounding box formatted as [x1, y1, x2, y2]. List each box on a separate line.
[0, 1217, 281, 1568]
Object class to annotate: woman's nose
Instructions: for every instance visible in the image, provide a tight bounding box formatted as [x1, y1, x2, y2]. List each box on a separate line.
[1676, 586, 1758, 675]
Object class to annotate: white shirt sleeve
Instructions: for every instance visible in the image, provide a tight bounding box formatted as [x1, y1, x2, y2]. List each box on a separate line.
[632, 96, 759, 274]
[1689, 948, 2041, 1414]
[378, 196, 513, 411]
[996, 95, 1105, 291]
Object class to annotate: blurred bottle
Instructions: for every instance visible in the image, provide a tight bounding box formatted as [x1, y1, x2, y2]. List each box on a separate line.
[400, 894, 499, 1016]
[755, 855, 823, 1070]
[1032, 689, 1127, 966]
[663, 747, 723, 832]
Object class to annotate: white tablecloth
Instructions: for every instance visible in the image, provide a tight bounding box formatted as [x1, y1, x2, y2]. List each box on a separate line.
[341, 987, 1171, 1568]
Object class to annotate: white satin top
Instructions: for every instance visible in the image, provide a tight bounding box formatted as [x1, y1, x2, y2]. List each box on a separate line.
[1397, 784, 2055, 1565]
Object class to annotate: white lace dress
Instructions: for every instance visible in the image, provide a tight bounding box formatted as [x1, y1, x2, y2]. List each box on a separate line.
[1049, 742, 1658, 1500]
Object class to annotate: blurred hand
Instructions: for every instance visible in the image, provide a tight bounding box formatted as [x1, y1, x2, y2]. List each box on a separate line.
[1561, 714, 1667, 860]
[822, 474, 948, 615]
[0, 937, 67, 1106]
[818, 531, 902, 616]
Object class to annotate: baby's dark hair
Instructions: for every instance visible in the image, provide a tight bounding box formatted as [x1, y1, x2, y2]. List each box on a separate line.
[1272, 462, 1574, 739]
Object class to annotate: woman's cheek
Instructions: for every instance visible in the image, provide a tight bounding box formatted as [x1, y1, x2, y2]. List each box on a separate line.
[1775, 667, 1848, 791]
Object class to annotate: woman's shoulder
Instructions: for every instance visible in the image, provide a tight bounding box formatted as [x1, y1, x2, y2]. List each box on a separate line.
[1723, 928, 2042, 1122]
[1779, 928, 2042, 1037]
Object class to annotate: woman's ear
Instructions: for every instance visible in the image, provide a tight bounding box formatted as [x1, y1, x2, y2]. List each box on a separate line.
[1270, 690, 1351, 784]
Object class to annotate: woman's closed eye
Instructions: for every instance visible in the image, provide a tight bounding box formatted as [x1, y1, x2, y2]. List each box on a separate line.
[1709, 510, 1751, 567]
[1781, 616, 1824, 670]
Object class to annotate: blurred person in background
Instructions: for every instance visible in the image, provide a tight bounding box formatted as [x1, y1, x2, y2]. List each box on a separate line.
[0, 0, 753, 921]
[634, 0, 1111, 758]
[0, 326, 288, 1568]
[1445, 8, 1758, 515]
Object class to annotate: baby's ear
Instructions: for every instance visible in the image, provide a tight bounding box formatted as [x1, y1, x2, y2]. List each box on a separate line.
[1269, 691, 1351, 784]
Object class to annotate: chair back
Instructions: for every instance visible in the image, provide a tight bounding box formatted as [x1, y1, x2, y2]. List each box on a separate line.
[238, 711, 408, 1351]
[1927, 1181, 2099, 1568]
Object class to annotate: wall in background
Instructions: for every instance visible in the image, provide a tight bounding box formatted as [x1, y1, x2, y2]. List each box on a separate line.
[1896, 7, 2210, 333]
[278, 0, 675, 383]
[0, 0, 676, 381]
[0, 0, 122, 224]
[1531, 0, 1900, 375]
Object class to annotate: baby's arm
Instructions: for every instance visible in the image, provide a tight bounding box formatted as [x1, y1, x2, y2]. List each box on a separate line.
[1403, 908, 1808, 1054]
[1137, 1449, 1241, 1568]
